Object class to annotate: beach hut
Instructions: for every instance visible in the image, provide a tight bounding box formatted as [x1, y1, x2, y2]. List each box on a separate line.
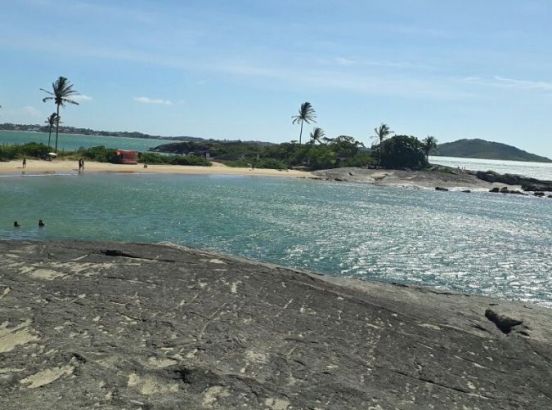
[116, 150, 138, 165]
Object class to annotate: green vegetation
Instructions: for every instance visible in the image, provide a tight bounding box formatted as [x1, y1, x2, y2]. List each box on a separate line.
[373, 123, 393, 166]
[422, 136, 438, 161]
[138, 152, 210, 166]
[45, 113, 60, 150]
[292, 102, 316, 145]
[41, 76, 80, 152]
[433, 138, 552, 163]
[0, 143, 50, 161]
[0, 143, 211, 166]
[378, 135, 429, 169]
[309, 127, 325, 144]
[153, 135, 374, 171]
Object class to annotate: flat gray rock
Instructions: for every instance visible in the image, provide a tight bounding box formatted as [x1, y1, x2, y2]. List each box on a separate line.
[1, 240, 551, 409]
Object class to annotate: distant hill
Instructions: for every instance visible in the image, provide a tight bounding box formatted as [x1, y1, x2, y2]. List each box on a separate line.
[433, 139, 552, 163]
[0, 123, 272, 145]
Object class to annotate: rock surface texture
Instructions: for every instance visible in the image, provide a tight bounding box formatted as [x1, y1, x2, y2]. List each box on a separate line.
[1, 241, 552, 409]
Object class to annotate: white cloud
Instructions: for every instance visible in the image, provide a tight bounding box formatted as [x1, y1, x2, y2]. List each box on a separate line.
[335, 57, 355, 66]
[134, 96, 173, 105]
[463, 76, 552, 92]
[72, 94, 93, 102]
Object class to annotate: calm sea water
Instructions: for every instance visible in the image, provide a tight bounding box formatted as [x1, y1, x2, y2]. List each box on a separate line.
[1, 174, 551, 307]
[430, 156, 552, 180]
[0, 130, 169, 152]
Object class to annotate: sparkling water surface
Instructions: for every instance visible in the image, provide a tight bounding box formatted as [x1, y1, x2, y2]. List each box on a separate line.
[430, 156, 552, 180]
[1, 173, 551, 307]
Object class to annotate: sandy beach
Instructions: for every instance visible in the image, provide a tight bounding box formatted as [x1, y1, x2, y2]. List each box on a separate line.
[0, 159, 312, 178]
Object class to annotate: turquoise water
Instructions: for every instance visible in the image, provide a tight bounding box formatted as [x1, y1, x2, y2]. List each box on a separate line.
[1, 174, 551, 307]
[0, 130, 168, 152]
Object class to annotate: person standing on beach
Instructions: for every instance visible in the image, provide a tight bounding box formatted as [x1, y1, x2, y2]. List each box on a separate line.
[22, 158, 26, 169]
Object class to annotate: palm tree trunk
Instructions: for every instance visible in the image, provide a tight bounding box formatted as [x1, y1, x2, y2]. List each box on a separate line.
[54, 105, 60, 152]
[47, 125, 52, 150]
[299, 121, 304, 145]
[378, 136, 383, 167]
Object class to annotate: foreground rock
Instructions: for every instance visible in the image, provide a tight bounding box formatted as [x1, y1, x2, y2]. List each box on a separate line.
[1, 241, 552, 409]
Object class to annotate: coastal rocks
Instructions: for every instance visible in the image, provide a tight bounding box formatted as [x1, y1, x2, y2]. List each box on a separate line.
[523, 182, 552, 192]
[1, 240, 552, 409]
[435, 186, 449, 191]
[489, 186, 526, 195]
[534, 192, 545, 197]
[475, 171, 552, 192]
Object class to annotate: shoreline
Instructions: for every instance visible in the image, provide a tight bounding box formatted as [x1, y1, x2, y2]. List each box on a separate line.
[1, 239, 551, 408]
[0, 159, 312, 179]
[2, 160, 552, 193]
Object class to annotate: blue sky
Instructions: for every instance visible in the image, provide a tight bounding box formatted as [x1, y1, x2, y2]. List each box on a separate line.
[0, 0, 551, 156]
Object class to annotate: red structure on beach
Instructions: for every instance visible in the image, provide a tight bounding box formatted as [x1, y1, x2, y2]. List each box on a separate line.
[116, 150, 138, 165]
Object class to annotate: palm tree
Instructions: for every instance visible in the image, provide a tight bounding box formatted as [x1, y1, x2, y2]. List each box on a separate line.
[41, 76, 79, 152]
[45, 113, 59, 150]
[373, 123, 393, 166]
[309, 127, 325, 144]
[422, 136, 438, 160]
[292, 102, 316, 144]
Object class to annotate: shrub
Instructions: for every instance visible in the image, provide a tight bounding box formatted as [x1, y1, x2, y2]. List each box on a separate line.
[380, 135, 428, 170]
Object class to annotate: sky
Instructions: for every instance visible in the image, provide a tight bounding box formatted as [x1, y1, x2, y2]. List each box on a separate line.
[0, 0, 551, 156]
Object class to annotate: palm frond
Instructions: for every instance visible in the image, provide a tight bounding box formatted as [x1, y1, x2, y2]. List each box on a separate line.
[63, 98, 80, 106]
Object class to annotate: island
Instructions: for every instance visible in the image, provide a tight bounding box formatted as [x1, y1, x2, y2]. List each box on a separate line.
[433, 138, 552, 163]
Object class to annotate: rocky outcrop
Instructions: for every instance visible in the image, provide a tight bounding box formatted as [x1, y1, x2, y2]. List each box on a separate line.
[489, 186, 526, 195]
[1, 241, 552, 409]
[475, 171, 552, 192]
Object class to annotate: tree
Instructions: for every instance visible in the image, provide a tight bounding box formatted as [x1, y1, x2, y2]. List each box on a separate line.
[45, 113, 59, 150]
[373, 123, 393, 166]
[41, 76, 79, 152]
[292, 102, 316, 145]
[422, 136, 438, 160]
[380, 135, 428, 170]
[309, 127, 325, 144]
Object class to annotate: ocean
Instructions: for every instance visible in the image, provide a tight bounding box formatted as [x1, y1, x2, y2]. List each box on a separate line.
[1, 173, 551, 307]
[0, 130, 169, 152]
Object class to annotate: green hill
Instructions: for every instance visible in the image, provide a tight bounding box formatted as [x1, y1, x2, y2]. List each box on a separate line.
[433, 139, 552, 163]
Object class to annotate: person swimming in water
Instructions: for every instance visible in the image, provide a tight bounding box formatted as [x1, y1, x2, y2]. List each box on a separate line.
[38, 219, 45, 228]
[14, 221, 20, 227]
